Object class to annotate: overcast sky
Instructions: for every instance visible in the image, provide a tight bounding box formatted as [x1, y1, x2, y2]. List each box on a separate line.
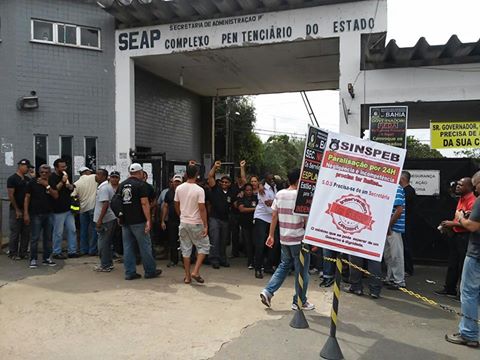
[252, 0, 480, 153]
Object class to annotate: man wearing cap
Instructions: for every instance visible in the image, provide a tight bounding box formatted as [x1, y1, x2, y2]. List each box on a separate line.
[74, 166, 98, 256]
[161, 174, 183, 267]
[49, 158, 77, 259]
[109, 171, 123, 257]
[117, 163, 161, 280]
[7, 159, 34, 260]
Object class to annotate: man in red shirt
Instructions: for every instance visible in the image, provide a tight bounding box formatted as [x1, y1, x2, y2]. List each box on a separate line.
[436, 178, 476, 297]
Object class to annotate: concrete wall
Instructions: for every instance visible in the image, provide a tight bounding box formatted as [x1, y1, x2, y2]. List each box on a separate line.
[134, 67, 203, 162]
[0, 0, 115, 237]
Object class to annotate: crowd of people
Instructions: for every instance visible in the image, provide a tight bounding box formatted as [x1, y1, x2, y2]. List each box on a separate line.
[5, 157, 479, 348]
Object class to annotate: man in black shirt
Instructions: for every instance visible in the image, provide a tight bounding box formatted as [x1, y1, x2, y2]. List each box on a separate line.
[118, 163, 161, 280]
[49, 158, 78, 259]
[7, 159, 33, 260]
[400, 171, 416, 276]
[161, 174, 183, 267]
[24, 164, 57, 268]
[207, 161, 237, 269]
[237, 183, 258, 269]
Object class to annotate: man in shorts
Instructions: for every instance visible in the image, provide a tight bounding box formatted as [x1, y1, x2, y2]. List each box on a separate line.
[174, 164, 209, 284]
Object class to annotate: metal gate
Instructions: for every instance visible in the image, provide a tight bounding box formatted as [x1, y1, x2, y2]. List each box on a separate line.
[405, 158, 479, 263]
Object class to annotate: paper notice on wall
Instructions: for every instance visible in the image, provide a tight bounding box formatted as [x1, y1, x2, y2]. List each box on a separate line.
[143, 163, 153, 184]
[303, 131, 406, 262]
[5, 151, 14, 166]
[174, 165, 186, 176]
[48, 155, 59, 168]
[118, 160, 130, 179]
[74, 156, 85, 174]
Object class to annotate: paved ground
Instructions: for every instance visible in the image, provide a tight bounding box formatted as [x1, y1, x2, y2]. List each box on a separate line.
[0, 253, 477, 360]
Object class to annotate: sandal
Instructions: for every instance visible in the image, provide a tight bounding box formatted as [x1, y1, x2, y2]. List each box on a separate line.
[191, 274, 205, 284]
[184, 277, 191, 284]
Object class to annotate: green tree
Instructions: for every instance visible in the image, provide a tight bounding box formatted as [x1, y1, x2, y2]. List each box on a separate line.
[406, 136, 443, 159]
[454, 148, 480, 158]
[262, 135, 304, 178]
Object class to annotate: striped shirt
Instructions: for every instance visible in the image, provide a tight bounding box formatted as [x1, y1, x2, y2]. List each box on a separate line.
[271, 189, 305, 245]
[391, 185, 406, 233]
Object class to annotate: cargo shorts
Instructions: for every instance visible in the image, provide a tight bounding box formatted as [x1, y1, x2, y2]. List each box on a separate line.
[178, 223, 210, 257]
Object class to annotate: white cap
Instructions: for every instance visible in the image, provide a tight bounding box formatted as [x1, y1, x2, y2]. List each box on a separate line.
[79, 166, 91, 174]
[173, 174, 183, 182]
[129, 163, 143, 173]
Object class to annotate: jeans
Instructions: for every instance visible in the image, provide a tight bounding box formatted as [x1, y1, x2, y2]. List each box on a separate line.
[208, 217, 229, 265]
[254, 218, 279, 271]
[323, 249, 338, 278]
[458, 256, 480, 341]
[349, 255, 382, 296]
[97, 219, 116, 268]
[80, 209, 98, 254]
[30, 213, 53, 261]
[444, 232, 469, 294]
[122, 222, 157, 277]
[8, 207, 30, 258]
[264, 244, 311, 305]
[384, 231, 405, 286]
[51, 211, 77, 255]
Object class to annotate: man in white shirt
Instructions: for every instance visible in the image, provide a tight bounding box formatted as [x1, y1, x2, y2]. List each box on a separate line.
[74, 166, 98, 255]
[260, 169, 314, 311]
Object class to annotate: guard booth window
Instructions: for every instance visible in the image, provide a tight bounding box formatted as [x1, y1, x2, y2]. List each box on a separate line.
[60, 136, 73, 180]
[34, 135, 47, 171]
[85, 137, 97, 171]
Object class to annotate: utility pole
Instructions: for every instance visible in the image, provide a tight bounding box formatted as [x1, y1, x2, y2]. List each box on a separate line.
[225, 97, 230, 161]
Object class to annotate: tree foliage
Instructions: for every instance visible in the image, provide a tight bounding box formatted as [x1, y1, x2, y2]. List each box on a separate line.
[262, 135, 304, 178]
[454, 148, 480, 159]
[406, 136, 443, 159]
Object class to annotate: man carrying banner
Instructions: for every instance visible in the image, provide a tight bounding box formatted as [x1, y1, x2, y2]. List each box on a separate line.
[383, 184, 406, 289]
[260, 169, 314, 311]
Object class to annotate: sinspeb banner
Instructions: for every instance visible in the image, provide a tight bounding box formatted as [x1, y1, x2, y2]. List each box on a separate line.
[303, 132, 406, 261]
[294, 125, 329, 216]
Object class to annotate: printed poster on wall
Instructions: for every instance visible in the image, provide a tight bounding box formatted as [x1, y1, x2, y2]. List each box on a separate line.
[294, 125, 328, 215]
[369, 106, 408, 148]
[303, 132, 406, 261]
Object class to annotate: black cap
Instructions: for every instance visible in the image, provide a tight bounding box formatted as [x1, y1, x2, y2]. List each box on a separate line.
[110, 171, 120, 177]
[18, 159, 34, 168]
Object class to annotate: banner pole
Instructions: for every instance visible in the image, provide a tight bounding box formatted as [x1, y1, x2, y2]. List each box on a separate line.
[289, 245, 309, 329]
[320, 253, 344, 359]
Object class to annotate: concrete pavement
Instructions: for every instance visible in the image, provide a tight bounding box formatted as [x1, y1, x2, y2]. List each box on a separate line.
[0, 254, 477, 359]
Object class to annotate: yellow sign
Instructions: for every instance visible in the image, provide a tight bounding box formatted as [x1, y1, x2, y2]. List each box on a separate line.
[430, 121, 480, 149]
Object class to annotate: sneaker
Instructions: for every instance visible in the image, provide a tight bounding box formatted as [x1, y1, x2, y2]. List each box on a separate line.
[255, 270, 264, 279]
[434, 288, 456, 296]
[445, 333, 479, 348]
[144, 269, 162, 279]
[29, 259, 38, 269]
[347, 286, 363, 296]
[292, 301, 315, 311]
[308, 268, 320, 275]
[260, 289, 272, 308]
[94, 264, 114, 272]
[387, 283, 405, 290]
[369, 293, 380, 299]
[166, 262, 177, 268]
[248, 264, 254, 270]
[319, 277, 335, 288]
[125, 273, 142, 280]
[42, 259, 57, 267]
[52, 253, 67, 260]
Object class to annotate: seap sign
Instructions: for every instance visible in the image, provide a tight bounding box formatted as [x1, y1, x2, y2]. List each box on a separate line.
[115, 1, 386, 55]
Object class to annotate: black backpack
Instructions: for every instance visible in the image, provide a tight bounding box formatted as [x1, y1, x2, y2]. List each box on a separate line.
[110, 193, 124, 218]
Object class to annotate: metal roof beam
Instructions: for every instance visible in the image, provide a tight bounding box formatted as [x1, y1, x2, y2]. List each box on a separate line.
[190, 0, 219, 16]
[236, 0, 261, 11]
[211, 0, 241, 14]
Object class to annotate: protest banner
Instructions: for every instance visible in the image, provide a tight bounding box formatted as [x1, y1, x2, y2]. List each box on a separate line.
[303, 132, 406, 261]
[294, 125, 328, 215]
[430, 121, 480, 149]
[369, 106, 408, 148]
